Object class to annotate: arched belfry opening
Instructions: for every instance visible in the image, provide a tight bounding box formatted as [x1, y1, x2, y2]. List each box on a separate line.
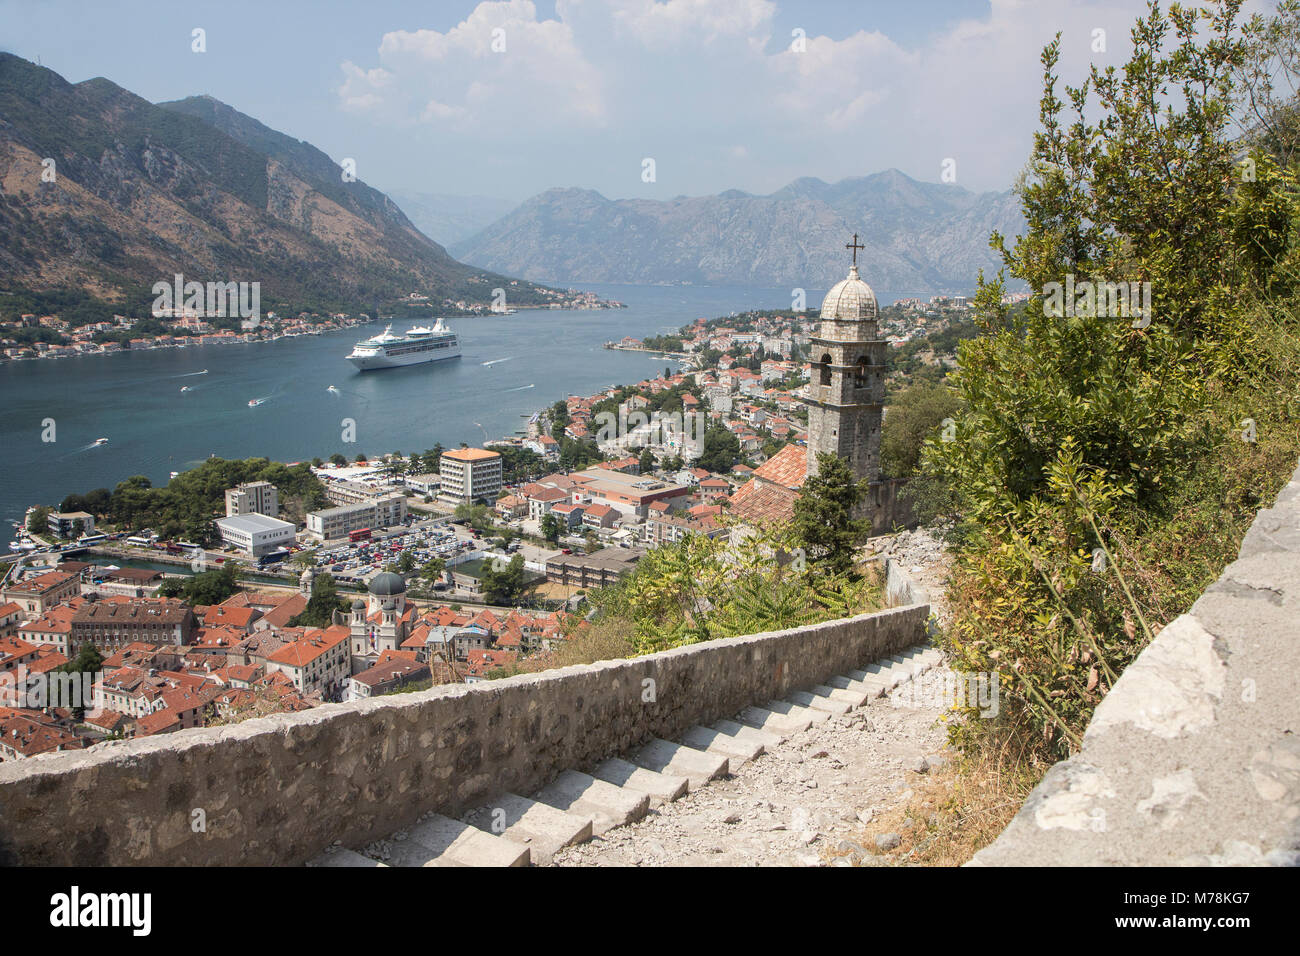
[854, 356, 869, 388]
[818, 354, 833, 386]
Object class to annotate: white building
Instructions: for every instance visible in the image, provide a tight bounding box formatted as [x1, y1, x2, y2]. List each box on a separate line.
[305, 495, 407, 542]
[438, 448, 503, 506]
[224, 481, 279, 517]
[214, 513, 296, 558]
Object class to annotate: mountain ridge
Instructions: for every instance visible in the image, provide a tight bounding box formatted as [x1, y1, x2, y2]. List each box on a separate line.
[452, 169, 1024, 292]
[0, 53, 556, 315]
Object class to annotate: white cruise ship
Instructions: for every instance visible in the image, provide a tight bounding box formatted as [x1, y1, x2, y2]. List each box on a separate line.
[347, 320, 461, 370]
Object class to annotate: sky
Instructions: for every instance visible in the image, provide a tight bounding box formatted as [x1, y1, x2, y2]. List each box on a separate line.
[0, 0, 1272, 203]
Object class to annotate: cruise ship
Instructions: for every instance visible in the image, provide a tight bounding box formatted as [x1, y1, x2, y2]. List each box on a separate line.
[347, 320, 461, 370]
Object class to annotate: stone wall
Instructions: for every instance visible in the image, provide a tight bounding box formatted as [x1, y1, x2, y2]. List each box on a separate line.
[0, 565, 929, 866]
[972, 460, 1300, 866]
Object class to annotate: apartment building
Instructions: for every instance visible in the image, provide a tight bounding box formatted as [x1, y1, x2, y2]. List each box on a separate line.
[305, 494, 407, 542]
[438, 448, 503, 506]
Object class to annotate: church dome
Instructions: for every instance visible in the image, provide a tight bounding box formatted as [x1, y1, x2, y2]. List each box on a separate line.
[351, 598, 366, 610]
[368, 571, 406, 596]
[820, 264, 878, 320]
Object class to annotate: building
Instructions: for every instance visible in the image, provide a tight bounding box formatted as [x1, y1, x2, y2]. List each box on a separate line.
[224, 481, 279, 517]
[567, 468, 693, 519]
[214, 512, 297, 558]
[802, 251, 886, 484]
[346, 655, 431, 701]
[438, 448, 503, 506]
[265, 626, 351, 699]
[346, 572, 418, 673]
[305, 494, 407, 542]
[94, 568, 165, 598]
[68, 598, 196, 652]
[1, 570, 80, 616]
[545, 547, 644, 589]
[46, 511, 95, 538]
[728, 243, 912, 534]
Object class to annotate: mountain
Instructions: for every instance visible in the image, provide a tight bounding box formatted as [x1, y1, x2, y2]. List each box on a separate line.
[387, 191, 519, 247]
[0, 53, 555, 314]
[451, 169, 1024, 293]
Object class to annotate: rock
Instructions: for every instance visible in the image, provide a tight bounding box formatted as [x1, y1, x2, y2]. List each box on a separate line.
[906, 756, 930, 774]
[875, 832, 902, 851]
[926, 754, 950, 772]
[902, 817, 914, 830]
[799, 830, 820, 845]
[856, 809, 874, 825]
[836, 839, 867, 855]
[721, 811, 742, 825]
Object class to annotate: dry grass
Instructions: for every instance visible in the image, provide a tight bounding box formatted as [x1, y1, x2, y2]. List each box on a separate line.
[549, 616, 637, 668]
[827, 723, 1048, 867]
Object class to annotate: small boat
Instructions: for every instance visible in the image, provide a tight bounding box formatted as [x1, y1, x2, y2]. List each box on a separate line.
[180, 386, 192, 392]
[327, 385, 339, 393]
[248, 398, 265, 407]
[169, 471, 180, 479]
[93, 437, 108, 445]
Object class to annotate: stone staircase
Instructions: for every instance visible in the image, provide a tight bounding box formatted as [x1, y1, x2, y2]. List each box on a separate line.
[309, 643, 944, 868]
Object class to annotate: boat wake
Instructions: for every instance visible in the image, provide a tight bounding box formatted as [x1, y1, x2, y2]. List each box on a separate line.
[505, 383, 536, 392]
[482, 357, 513, 367]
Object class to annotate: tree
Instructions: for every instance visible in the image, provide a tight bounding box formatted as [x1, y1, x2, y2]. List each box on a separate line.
[396, 550, 416, 573]
[159, 564, 242, 605]
[481, 553, 530, 605]
[792, 453, 870, 577]
[56, 643, 104, 719]
[540, 512, 561, 543]
[330, 453, 347, 466]
[27, 505, 49, 534]
[420, 557, 445, 582]
[697, 426, 740, 474]
[638, 447, 656, 474]
[880, 382, 962, 479]
[289, 573, 350, 628]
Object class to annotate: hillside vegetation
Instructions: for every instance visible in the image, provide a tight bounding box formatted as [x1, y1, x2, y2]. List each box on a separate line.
[918, 0, 1300, 767]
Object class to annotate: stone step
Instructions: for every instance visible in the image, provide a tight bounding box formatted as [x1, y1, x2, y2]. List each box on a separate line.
[465, 792, 593, 864]
[387, 813, 531, 867]
[763, 698, 833, 724]
[847, 666, 907, 691]
[592, 757, 689, 806]
[737, 704, 812, 738]
[824, 674, 884, 698]
[889, 653, 930, 677]
[631, 738, 729, 789]
[680, 723, 765, 765]
[787, 688, 853, 715]
[810, 683, 870, 708]
[534, 770, 650, 834]
[710, 718, 784, 750]
[308, 847, 387, 867]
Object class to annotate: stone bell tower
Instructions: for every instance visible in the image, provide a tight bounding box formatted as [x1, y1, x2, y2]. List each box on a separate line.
[801, 234, 886, 483]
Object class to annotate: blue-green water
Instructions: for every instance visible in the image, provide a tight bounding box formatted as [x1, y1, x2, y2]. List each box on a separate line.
[0, 283, 909, 527]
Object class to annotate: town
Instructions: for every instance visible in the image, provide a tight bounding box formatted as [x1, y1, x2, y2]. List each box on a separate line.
[0, 285, 977, 757]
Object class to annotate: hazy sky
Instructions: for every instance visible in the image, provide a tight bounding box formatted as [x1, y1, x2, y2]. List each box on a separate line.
[0, 0, 1269, 202]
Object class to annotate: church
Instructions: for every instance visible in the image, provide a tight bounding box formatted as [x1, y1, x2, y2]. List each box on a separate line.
[728, 236, 910, 533]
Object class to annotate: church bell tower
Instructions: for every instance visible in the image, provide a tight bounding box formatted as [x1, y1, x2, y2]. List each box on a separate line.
[801, 234, 886, 482]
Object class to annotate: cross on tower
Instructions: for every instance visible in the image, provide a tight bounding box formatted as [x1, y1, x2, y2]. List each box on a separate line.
[845, 233, 864, 266]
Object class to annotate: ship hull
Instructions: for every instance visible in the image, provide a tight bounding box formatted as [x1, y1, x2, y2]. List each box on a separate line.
[348, 342, 461, 370]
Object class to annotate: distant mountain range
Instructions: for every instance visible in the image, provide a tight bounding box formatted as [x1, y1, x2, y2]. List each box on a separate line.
[450, 170, 1024, 293]
[389, 191, 519, 247]
[0, 53, 555, 314]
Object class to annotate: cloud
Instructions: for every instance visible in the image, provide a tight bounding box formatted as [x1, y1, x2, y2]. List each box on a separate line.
[338, 0, 605, 128]
[340, 0, 1232, 196]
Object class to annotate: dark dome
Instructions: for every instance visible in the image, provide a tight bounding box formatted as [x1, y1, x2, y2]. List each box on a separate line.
[351, 598, 366, 609]
[368, 571, 407, 596]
